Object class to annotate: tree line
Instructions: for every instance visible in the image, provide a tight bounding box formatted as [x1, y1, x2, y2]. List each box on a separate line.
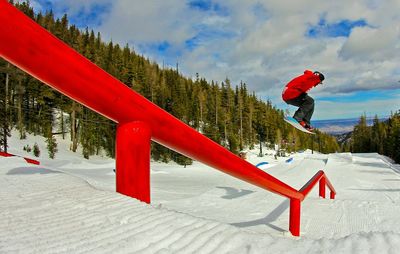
[342, 113, 400, 163]
[0, 1, 340, 163]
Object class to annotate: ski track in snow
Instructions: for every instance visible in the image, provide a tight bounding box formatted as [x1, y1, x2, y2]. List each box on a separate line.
[2, 148, 400, 253]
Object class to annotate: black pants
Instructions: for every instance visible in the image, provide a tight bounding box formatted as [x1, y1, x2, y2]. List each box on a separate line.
[285, 93, 314, 124]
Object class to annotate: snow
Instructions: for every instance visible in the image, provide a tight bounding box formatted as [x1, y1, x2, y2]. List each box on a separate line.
[2, 131, 400, 253]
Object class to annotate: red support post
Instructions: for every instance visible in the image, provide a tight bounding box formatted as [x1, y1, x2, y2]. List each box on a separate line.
[289, 198, 301, 236]
[319, 177, 326, 198]
[116, 121, 151, 204]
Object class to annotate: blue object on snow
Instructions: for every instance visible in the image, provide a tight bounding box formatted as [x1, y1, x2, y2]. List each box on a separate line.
[286, 158, 294, 163]
[256, 162, 269, 168]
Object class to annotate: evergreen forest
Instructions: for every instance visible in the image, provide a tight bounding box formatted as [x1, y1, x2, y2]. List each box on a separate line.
[0, 1, 340, 164]
[342, 113, 400, 163]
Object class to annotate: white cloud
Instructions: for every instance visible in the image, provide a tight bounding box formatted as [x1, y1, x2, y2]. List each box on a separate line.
[98, 1, 200, 44]
[202, 15, 230, 26]
[339, 26, 400, 61]
[25, 0, 44, 12]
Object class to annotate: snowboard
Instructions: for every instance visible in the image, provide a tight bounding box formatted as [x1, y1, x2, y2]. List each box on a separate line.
[284, 116, 315, 135]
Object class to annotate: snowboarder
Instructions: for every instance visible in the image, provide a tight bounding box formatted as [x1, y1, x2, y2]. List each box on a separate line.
[282, 70, 324, 131]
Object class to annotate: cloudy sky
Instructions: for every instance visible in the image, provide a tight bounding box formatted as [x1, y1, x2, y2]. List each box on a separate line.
[25, 0, 400, 120]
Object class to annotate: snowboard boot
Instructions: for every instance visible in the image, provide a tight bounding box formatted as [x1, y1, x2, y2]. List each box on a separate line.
[305, 123, 314, 132]
[298, 121, 307, 128]
[298, 121, 314, 132]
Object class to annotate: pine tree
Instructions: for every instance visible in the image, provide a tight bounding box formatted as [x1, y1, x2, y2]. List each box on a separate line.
[0, 62, 12, 152]
[220, 79, 233, 147]
[69, 101, 81, 152]
[352, 114, 371, 153]
[0, 116, 10, 153]
[253, 102, 267, 156]
[46, 132, 58, 159]
[33, 143, 40, 157]
[14, 75, 26, 139]
[386, 113, 400, 162]
[371, 115, 386, 154]
[80, 109, 97, 159]
[234, 85, 244, 149]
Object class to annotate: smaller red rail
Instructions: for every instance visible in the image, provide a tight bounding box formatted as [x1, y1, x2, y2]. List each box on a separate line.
[0, 151, 40, 165]
[300, 170, 336, 199]
[289, 170, 336, 236]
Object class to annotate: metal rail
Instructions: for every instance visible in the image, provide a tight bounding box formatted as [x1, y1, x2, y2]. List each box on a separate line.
[300, 170, 336, 199]
[288, 170, 336, 235]
[0, 151, 40, 165]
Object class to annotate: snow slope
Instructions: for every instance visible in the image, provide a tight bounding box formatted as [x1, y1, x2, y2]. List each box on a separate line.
[2, 133, 400, 253]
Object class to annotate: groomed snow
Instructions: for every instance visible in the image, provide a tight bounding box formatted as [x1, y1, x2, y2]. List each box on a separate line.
[2, 132, 400, 253]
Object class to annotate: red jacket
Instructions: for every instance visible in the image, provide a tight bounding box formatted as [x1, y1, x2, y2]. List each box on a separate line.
[282, 70, 321, 101]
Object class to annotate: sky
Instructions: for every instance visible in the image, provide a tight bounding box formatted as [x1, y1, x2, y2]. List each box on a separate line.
[22, 0, 400, 120]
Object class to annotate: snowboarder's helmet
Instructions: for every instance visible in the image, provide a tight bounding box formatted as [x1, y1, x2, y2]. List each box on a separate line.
[314, 71, 325, 82]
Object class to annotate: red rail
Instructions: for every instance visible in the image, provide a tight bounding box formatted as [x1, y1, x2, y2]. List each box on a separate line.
[288, 170, 336, 235]
[300, 170, 336, 199]
[0, 1, 335, 236]
[0, 151, 40, 165]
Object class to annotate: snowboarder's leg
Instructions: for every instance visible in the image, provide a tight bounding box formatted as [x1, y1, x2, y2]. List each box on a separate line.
[302, 94, 314, 125]
[285, 94, 307, 122]
[293, 107, 305, 123]
[285, 93, 315, 130]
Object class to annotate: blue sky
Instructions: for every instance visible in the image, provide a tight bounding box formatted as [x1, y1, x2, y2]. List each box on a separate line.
[189, 0, 228, 15]
[26, 0, 400, 120]
[307, 18, 368, 38]
[29, 0, 111, 27]
[320, 90, 398, 103]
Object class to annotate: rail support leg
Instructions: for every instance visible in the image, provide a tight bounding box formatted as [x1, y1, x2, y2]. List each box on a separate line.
[289, 198, 301, 236]
[116, 121, 151, 203]
[319, 178, 326, 198]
